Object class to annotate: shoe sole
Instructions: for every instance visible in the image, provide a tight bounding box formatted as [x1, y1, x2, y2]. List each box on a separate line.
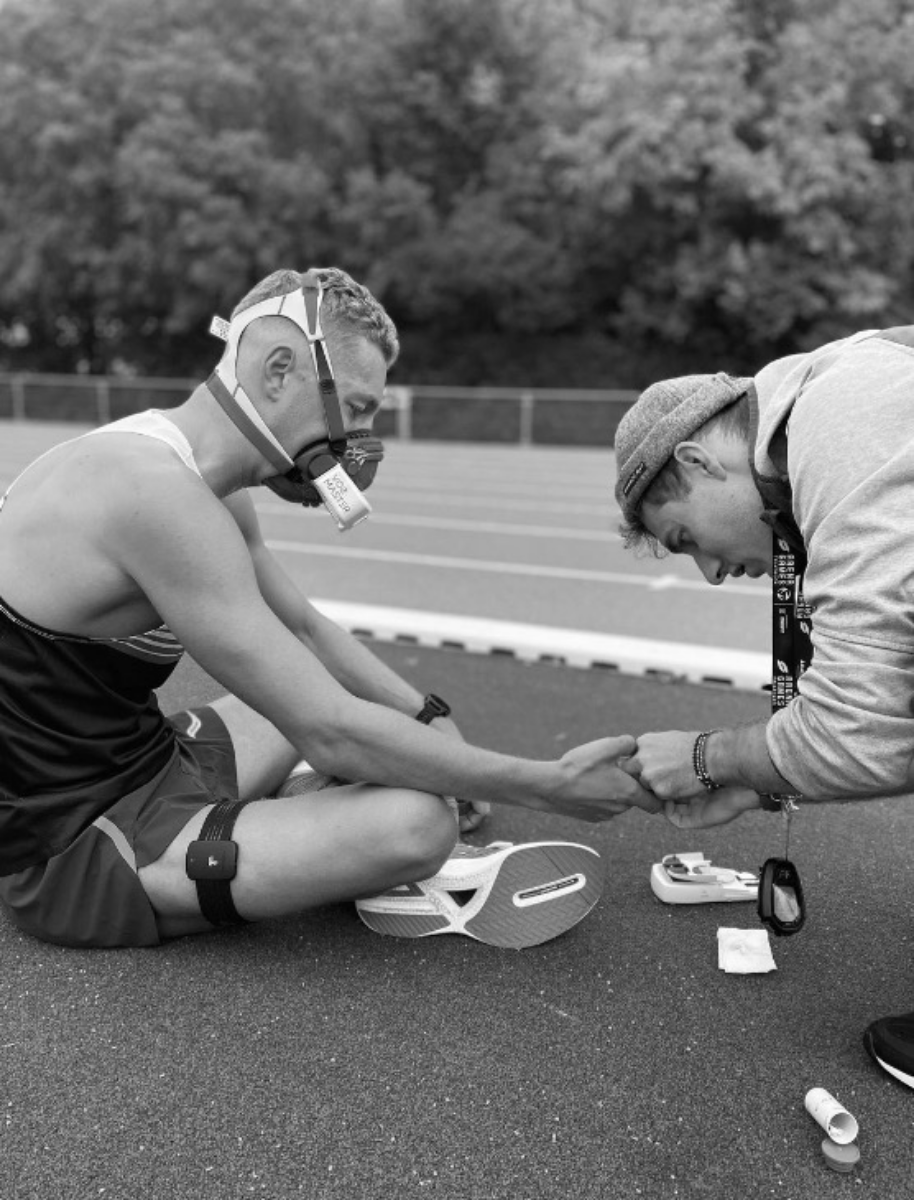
[465, 843, 603, 949]
[357, 844, 603, 950]
[357, 907, 452, 939]
[863, 1029, 914, 1089]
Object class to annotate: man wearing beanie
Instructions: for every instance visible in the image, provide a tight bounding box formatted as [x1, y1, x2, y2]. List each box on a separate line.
[613, 325, 914, 1090]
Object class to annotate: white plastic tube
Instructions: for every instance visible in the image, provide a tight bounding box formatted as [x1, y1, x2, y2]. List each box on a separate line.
[804, 1088, 859, 1144]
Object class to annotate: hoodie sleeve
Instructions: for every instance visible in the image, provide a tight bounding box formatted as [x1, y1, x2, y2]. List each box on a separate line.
[765, 333, 914, 799]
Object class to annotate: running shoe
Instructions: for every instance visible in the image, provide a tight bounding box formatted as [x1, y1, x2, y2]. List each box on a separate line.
[355, 840, 603, 949]
[277, 761, 335, 796]
[863, 1011, 914, 1089]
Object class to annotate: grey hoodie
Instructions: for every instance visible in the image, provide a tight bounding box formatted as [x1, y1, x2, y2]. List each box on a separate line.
[753, 328, 914, 799]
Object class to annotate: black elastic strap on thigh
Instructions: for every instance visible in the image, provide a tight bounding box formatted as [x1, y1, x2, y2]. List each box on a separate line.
[186, 799, 251, 927]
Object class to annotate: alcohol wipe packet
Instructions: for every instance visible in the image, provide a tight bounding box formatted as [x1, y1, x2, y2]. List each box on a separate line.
[717, 927, 777, 973]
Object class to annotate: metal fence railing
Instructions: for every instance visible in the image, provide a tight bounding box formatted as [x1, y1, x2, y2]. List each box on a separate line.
[0, 373, 638, 446]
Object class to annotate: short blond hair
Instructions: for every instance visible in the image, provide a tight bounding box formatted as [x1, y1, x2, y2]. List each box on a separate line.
[232, 267, 399, 366]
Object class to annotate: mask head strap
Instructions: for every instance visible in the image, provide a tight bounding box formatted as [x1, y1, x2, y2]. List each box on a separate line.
[299, 276, 346, 450]
[206, 271, 347, 469]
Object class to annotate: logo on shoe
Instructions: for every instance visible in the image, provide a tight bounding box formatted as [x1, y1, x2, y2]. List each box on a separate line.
[513, 874, 586, 907]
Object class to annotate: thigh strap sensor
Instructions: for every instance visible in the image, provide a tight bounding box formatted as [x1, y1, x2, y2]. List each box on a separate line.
[185, 799, 251, 926]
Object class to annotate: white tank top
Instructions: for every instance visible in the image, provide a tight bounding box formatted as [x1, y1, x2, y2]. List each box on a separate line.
[85, 410, 203, 476]
[0, 409, 202, 514]
[0, 410, 201, 652]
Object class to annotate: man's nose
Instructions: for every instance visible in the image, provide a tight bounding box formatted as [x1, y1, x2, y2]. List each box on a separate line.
[695, 553, 726, 585]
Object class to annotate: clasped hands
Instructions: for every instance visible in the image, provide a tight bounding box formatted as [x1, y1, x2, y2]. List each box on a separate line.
[621, 729, 759, 829]
[551, 732, 757, 827]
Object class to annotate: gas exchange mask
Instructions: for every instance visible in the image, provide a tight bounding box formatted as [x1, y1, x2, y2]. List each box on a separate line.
[206, 271, 384, 530]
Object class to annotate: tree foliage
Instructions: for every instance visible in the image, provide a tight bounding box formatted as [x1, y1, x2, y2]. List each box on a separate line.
[0, 0, 911, 383]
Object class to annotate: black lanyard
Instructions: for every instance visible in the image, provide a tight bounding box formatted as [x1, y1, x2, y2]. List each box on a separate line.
[771, 532, 813, 712]
[754, 530, 813, 936]
[769, 530, 812, 854]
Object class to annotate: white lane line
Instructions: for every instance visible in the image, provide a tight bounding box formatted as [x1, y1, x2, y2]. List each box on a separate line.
[372, 474, 612, 499]
[255, 502, 619, 542]
[267, 539, 768, 596]
[648, 574, 688, 590]
[260, 489, 618, 518]
[311, 599, 771, 692]
[346, 512, 619, 542]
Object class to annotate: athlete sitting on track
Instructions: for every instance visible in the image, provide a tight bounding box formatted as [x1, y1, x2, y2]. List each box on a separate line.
[0, 266, 660, 951]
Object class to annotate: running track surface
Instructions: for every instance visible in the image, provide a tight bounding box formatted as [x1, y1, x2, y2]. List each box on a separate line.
[1, 422, 912, 1197]
[2, 649, 912, 1199]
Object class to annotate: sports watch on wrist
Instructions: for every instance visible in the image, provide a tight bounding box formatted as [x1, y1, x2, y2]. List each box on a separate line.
[415, 693, 451, 724]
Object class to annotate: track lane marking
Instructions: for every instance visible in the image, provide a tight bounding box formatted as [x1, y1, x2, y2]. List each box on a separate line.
[256, 504, 620, 542]
[266, 539, 768, 596]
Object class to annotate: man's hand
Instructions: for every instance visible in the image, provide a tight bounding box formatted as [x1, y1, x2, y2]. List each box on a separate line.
[663, 788, 761, 829]
[455, 798, 490, 832]
[554, 735, 663, 822]
[626, 730, 706, 800]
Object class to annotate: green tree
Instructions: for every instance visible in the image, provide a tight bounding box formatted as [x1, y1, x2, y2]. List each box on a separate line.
[0, 0, 395, 372]
[0, 0, 911, 383]
[536, 0, 914, 372]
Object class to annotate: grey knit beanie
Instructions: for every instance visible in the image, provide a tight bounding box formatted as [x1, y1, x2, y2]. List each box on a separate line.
[614, 372, 752, 521]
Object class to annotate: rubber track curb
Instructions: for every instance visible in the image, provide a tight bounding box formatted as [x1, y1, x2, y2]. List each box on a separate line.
[312, 600, 770, 693]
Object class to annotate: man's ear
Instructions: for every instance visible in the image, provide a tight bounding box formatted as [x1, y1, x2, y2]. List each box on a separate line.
[263, 344, 296, 400]
[672, 440, 727, 481]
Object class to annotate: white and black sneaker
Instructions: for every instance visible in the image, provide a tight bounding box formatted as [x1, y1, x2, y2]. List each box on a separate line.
[864, 1011, 914, 1089]
[355, 840, 604, 950]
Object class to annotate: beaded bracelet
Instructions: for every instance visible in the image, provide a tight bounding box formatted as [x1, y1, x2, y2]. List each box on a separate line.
[692, 730, 721, 792]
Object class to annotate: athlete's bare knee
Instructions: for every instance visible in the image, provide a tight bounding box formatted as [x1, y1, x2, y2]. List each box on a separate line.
[380, 789, 457, 878]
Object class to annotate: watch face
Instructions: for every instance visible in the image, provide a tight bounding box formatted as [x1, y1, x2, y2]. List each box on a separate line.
[417, 694, 450, 723]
